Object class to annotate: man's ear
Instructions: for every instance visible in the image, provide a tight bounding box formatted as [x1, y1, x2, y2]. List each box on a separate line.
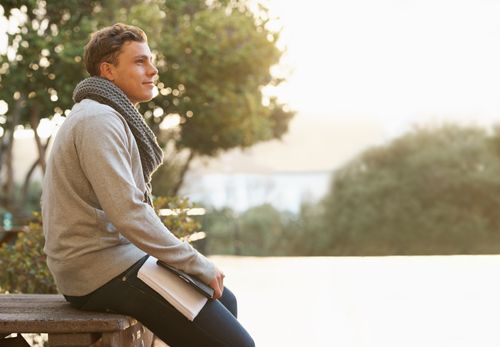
[99, 62, 115, 81]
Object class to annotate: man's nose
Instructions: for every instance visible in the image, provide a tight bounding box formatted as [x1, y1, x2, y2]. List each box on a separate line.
[148, 62, 158, 76]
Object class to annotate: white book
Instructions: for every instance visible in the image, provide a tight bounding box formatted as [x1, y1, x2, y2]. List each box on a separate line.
[137, 256, 208, 321]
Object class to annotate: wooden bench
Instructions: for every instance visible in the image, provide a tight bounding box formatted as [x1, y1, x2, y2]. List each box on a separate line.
[0, 294, 154, 347]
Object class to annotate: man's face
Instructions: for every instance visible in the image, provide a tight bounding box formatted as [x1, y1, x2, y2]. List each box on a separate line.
[102, 41, 158, 105]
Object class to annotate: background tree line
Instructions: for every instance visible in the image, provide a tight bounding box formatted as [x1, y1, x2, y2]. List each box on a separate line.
[203, 124, 500, 256]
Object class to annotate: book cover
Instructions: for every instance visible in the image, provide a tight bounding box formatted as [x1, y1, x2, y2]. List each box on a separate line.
[156, 260, 214, 299]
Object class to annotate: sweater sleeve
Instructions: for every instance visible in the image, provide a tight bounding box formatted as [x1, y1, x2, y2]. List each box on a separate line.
[76, 111, 216, 284]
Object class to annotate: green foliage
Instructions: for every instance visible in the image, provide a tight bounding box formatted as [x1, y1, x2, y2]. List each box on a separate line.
[318, 124, 500, 255]
[204, 204, 300, 256]
[0, 1, 95, 122]
[237, 204, 291, 255]
[203, 207, 239, 254]
[285, 201, 328, 255]
[0, 213, 57, 293]
[151, 5, 293, 155]
[154, 195, 202, 241]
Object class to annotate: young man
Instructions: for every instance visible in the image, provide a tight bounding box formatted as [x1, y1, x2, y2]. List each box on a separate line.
[42, 23, 254, 347]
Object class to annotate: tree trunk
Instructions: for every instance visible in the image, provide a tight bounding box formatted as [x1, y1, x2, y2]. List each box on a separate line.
[18, 103, 48, 207]
[2, 128, 15, 208]
[30, 103, 46, 174]
[0, 127, 6, 175]
[172, 150, 195, 196]
[0, 99, 22, 210]
[21, 135, 52, 205]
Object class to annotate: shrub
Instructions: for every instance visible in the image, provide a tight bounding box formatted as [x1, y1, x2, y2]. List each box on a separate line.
[0, 213, 57, 294]
[203, 204, 301, 256]
[320, 125, 500, 255]
[154, 196, 202, 240]
[202, 207, 238, 255]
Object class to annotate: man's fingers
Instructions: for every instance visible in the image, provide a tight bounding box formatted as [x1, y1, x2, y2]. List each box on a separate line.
[216, 276, 223, 298]
[209, 269, 225, 300]
[218, 274, 224, 290]
[213, 286, 222, 300]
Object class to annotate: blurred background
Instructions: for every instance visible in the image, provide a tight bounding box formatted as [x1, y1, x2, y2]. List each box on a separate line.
[3, 1, 500, 346]
[3, 0, 500, 257]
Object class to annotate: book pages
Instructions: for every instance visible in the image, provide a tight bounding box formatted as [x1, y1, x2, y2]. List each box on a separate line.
[137, 256, 208, 321]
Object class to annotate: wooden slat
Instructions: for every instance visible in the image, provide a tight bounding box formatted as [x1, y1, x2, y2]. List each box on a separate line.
[0, 295, 137, 334]
[48, 332, 101, 347]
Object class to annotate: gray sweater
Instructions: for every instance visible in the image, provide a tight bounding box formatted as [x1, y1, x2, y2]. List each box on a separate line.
[42, 99, 216, 296]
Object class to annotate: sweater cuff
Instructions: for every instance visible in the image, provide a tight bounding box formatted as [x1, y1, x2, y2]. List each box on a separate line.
[192, 252, 217, 285]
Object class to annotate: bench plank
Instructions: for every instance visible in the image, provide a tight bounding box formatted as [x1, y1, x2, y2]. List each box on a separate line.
[0, 295, 136, 334]
[48, 332, 101, 347]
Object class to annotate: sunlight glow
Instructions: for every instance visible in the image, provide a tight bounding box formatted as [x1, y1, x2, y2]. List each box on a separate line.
[11, 115, 66, 140]
[37, 118, 55, 138]
[185, 231, 206, 242]
[13, 127, 33, 139]
[0, 100, 8, 115]
[152, 86, 159, 98]
[263, 0, 500, 128]
[158, 207, 206, 216]
[159, 113, 181, 130]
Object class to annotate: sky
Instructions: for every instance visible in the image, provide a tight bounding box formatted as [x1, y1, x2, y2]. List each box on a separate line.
[263, 0, 500, 132]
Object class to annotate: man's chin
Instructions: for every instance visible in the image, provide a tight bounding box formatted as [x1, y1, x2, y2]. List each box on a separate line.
[134, 94, 156, 105]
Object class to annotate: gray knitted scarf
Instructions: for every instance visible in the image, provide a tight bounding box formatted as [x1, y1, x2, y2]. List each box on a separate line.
[73, 76, 163, 206]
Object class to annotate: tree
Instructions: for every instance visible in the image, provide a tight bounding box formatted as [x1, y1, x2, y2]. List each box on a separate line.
[0, 1, 97, 216]
[319, 124, 500, 255]
[0, 0, 293, 215]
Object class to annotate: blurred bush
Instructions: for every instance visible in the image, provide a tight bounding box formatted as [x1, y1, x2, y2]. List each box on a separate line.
[0, 213, 56, 294]
[154, 196, 202, 240]
[317, 124, 500, 255]
[237, 204, 296, 256]
[202, 207, 238, 254]
[204, 204, 302, 256]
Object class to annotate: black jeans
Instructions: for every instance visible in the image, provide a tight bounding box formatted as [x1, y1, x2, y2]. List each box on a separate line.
[65, 256, 255, 347]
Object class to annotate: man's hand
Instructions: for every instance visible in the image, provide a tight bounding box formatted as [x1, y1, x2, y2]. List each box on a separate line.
[208, 269, 225, 300]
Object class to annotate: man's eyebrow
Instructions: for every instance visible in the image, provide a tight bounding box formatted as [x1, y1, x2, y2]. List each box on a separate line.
[133, 54, 154, 60]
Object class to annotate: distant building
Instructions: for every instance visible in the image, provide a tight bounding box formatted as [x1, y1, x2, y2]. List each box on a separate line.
[180, 170, 332, 213]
